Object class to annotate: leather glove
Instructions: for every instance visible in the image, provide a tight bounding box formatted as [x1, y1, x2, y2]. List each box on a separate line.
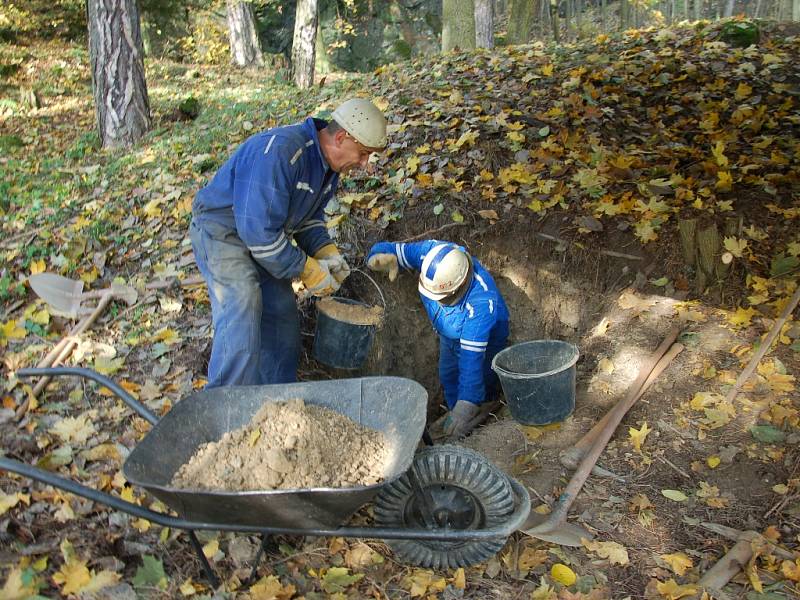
[300, 256, 339, 297]
[367, 253, 399, 282]
[315, 244, 350, 285]
[442, 400, 481, 438]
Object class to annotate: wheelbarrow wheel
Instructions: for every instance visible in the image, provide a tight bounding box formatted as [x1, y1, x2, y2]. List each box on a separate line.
[374, 445, 515, 569]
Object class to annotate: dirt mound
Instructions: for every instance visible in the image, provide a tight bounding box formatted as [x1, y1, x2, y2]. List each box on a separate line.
[171, 398, 390, 491]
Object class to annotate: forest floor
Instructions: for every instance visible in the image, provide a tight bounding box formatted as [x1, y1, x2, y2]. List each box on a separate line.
[1, 17, 799, 600]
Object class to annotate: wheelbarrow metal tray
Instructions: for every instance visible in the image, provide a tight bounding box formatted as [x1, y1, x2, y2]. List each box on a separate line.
[123, 377, 427, 529]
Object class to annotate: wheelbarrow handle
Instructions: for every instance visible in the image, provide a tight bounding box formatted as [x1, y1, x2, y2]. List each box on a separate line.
[0, 455, 531, 543]
[16, 367, 159, 426]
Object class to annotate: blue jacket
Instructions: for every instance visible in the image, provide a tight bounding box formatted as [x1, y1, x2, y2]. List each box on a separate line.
[192, 117, 336, 279]
[369, 240, 510, 403]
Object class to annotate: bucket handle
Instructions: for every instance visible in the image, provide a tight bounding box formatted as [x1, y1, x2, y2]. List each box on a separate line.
[351, 267, 386, 311]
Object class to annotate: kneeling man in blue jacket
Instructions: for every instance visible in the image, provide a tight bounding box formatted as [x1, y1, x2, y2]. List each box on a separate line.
[367, 240, 510, 438]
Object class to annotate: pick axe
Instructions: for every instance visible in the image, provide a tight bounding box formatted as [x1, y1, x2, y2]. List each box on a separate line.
[18, 273, 139, 410]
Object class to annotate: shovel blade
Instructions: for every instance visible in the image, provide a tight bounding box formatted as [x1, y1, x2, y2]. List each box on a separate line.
[520, 514, 594, 547]
[28, 273, 84, 317]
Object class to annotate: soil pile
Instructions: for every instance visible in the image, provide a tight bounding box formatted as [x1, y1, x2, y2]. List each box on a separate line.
[171, 398, 391, 491]
[317, 297, 384, 326]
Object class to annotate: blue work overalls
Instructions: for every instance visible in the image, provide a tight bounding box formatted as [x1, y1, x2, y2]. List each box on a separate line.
[190, 118, 336, 387]
[368, 240, 510, 408]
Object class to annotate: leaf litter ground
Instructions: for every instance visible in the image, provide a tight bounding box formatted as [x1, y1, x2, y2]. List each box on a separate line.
[1, 18, 799, 600]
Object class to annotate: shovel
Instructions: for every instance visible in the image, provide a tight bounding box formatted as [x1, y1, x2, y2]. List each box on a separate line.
[521, 326, 683, 546]
[29, 272, 138, 318]
[560, 341, 685, 470]
[17, 274, 139, 413]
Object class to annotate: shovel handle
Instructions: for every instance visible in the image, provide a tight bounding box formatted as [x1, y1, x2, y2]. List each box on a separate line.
[560, 328, 683, 470]
[548, 327, 682, 525]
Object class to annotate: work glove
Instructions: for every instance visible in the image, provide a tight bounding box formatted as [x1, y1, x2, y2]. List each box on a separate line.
[300, 256, 339, 297]
[442, 400, 481, 439]
[315, 244, 351, 285]
[367, 253, 399, 282]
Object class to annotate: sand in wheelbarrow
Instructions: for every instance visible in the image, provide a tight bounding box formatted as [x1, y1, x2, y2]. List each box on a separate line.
[317, 297, 384, 325]
[171, 398, 390, 491]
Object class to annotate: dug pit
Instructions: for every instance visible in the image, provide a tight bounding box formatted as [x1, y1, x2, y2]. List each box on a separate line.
[171, 398, 390, 491]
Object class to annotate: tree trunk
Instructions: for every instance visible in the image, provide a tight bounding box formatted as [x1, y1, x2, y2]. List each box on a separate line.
[443, 0, 477, 52]
[601, 0, 607, 30]
[565, 0, 573, 40]
[507, 0, 534, 43]
[87, 0, 151, 149]
[723, 0, 735, 16]
[315, 18, 331, 74]
[550, 0, 560, 42]
[475, 0, 494, 47]
[793, 0, 799, 20]
[226, 1, 263, 67]
[292, 0, 318, 88]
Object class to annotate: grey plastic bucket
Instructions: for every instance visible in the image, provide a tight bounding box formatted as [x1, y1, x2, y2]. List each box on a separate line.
[491, 340, 580, 425]
[313, 298, 378, 370]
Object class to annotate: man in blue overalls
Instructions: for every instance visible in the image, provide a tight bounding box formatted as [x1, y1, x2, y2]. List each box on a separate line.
[190, 99, 387, 388]
[367, 240, 510, 438]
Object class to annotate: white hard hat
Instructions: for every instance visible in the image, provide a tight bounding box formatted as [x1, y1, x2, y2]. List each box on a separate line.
[418, 243, 471, 301]
[331, 98, 387, 149]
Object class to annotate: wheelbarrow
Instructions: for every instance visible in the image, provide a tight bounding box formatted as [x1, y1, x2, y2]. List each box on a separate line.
[2, 367, 530, 585]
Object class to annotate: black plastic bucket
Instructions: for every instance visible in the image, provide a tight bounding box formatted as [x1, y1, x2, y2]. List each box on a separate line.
[313, 298, 379, 370]
[491, 340, 580, 425]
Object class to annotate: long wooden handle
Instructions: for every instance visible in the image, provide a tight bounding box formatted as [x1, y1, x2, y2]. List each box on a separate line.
[548, 327, 682, 524]
[561, 328, 683, 469]
[562, 342, 684, 468]
[724, 284, 800, 404]
[16, 292, 115, 419]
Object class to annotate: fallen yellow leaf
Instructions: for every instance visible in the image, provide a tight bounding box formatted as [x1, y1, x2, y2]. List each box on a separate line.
[550, 563, 576, 585]
[582, 539, 629, 565]
[661, 552, 693, 576]
[628, 422, 651, 454]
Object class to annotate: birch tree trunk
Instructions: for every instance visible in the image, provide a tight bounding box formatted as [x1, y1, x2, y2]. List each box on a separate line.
[793, 0, 799, 20]
[475, 0, 494, 47]
[292, 0, 318, 89]
[87, 0, 151, 149]
[226, 1, 263, 67]
[507, 0, 534, 43]
[443, 0, 476, 52]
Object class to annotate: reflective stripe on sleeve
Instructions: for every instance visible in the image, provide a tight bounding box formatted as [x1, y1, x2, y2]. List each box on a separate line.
[395, 243, 409, 269]
[249, 233, 288, 258]
[263, 135, 276, 155]
[293, 219, 325, 233]
[460, 339, 488, 353]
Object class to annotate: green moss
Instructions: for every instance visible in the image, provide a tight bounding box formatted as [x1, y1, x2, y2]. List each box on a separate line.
[719, 20, 759, 48]
[392, 39, 413, 59]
